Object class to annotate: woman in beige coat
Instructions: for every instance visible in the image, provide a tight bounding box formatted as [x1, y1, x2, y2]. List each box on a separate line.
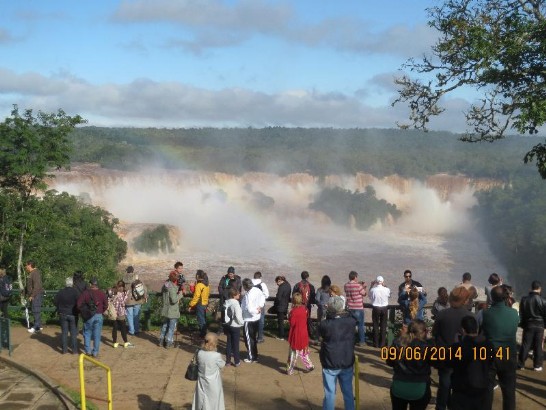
[192, 332, 225, 410]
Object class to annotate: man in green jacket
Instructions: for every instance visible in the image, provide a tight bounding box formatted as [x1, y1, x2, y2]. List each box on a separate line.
[482, 286, 519, 410]
[158, 270, 183, 348]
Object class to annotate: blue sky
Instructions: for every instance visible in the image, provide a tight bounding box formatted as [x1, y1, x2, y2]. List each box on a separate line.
[0, 0, 470, 130]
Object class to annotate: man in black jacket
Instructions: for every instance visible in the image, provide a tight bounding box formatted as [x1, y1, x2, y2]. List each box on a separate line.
[319, 296, 357, 410]
[518, 280, 546, 371]
[54, 277, 79, 354]
[273, 275, 291, 340]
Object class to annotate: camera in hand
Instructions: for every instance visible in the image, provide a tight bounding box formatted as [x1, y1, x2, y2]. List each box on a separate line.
[177, 274, 186, 291]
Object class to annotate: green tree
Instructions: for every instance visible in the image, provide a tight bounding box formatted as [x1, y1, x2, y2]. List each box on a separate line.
[0, 105, 86, 291]
[474, 176, 546, 288]
[393, 0, 546, 178]
[0, 190, 127, 290]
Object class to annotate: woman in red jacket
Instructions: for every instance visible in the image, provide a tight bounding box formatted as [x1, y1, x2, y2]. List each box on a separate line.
[287, 292, 314, 375]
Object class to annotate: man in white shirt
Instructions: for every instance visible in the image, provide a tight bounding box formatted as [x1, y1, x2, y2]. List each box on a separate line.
[252, 271, 269, 343]
[369, 276, 391, 348]
[242, 278, 265, 362]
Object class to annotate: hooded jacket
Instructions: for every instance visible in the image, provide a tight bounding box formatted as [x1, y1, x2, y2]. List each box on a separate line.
[223, 298, 244, 328]
[242, 287, 265, 322]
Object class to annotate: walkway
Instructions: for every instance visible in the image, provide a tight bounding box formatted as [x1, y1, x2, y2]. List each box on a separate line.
[0, 325, 545, 409]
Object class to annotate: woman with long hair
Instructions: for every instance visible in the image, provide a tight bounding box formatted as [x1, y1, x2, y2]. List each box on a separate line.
[192, 332, 225, 410]
[189, 270, 210, 338]
[315, 275, 332, 322]
[398, 286, 427, 325]
[387, 319, 432, 410]
[111, 280, 133, 348]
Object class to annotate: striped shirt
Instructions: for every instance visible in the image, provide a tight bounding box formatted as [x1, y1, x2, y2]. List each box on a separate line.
[344, 281, 366, 310]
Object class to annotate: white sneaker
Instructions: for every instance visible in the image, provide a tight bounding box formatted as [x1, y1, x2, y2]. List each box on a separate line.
[533, 367, 543, 371]
[27, 328, 36, 333]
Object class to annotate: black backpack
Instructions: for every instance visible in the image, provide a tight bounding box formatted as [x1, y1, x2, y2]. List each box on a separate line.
[79, 290, 97, 321]
[0, 275, 13, 298]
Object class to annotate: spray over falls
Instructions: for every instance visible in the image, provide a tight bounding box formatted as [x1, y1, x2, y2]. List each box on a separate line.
[47, 163, 503, 292]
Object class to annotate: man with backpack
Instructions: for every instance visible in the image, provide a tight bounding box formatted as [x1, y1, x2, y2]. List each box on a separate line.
[77, 277, 107, 357]
[123, 266, 148, 336]
[0, 268, 13, 318]
[448, 316, 493, 410]
[293, 271, 316, 339]
[252, 271, 269, 343]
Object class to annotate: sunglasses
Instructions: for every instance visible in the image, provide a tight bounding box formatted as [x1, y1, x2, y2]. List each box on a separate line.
[404, 275, 412, 278]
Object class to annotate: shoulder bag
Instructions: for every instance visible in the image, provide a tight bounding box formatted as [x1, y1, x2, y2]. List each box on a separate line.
[185, 349, 200, 381]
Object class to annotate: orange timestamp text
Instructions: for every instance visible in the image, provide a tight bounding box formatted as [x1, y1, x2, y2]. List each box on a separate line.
[380, 346, 462, 361]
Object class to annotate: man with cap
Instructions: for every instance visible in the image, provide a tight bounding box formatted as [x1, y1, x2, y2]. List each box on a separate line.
[319, 295, 357, 410]
[77, 277, 107, 358]
[369, 276, 391, 348]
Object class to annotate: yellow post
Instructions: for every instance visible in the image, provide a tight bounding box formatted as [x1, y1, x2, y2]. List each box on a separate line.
[354, 353, 360, 409]
[79, 353, 113, 410]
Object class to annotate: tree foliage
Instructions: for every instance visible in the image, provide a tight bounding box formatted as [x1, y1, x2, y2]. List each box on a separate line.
[310, 186, 402, 230]
[474, 176, 546, 288]
[393, 0, 546, 178]
[0, 106, 127, 290]
[0, 105, 86, 200]
[0, 190, 127, 290]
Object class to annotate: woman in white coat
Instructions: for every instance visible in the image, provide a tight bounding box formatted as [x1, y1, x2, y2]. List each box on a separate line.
[192, 332, 226, 410]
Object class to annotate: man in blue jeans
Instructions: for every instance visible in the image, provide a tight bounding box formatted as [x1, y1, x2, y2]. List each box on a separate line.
[344, 270, 367, 345]
[319, 296, 357, 410]
[77, 277, 107, 357]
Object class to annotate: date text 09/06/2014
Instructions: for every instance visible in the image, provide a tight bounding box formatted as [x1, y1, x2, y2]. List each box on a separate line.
[380, 346, 510, 361]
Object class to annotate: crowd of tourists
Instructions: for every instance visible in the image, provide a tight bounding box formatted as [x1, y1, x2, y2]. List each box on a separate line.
[0, 261, 544, 410]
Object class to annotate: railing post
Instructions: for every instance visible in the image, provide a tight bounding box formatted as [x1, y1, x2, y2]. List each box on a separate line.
[0, 317, 12, 355]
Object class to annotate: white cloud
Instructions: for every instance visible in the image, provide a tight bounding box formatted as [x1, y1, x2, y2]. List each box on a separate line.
[0, 66, 473, 131]
[112, 0, 436, 58]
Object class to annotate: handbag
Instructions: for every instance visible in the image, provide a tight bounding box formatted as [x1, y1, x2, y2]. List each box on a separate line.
[104, 299, 117, 320]
[185, 349, 200, 381]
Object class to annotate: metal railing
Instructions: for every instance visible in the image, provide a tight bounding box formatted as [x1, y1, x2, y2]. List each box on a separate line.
[79, 353, 113, 410]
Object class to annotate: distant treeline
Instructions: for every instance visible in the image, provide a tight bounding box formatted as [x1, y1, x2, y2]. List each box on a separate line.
[70, 126, 543, 180]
